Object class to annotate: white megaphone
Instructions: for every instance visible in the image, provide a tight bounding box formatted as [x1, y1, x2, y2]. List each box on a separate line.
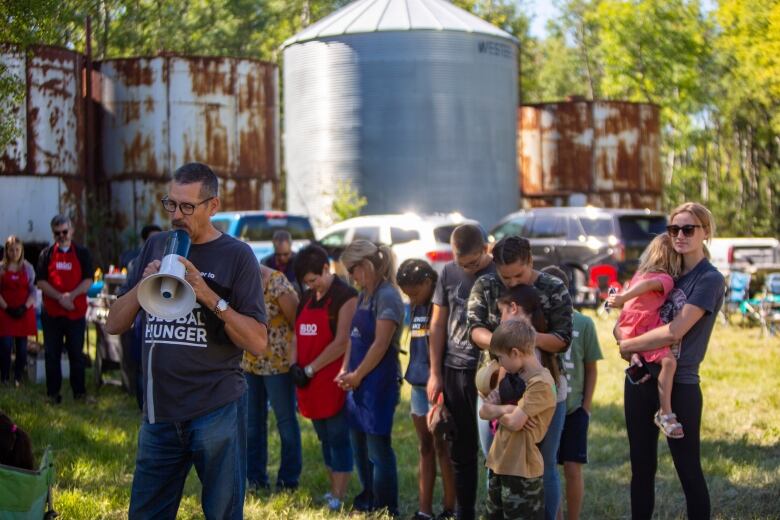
[137, 229, 197, 320]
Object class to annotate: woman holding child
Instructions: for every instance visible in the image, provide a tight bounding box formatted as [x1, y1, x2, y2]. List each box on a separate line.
[616, 202, 724, 520]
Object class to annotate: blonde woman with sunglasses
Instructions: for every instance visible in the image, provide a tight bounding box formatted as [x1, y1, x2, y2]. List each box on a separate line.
[617, 202, 724, 520]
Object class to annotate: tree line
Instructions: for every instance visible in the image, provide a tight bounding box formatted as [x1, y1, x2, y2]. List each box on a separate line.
[2, 0, 778, 236]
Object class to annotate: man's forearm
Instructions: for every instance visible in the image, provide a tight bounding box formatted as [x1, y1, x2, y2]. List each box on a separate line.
[222, 308, 267, 355]
[105, 286, 142, 334]
[37, 281, 61, 299]
[72, 278, 93, 297]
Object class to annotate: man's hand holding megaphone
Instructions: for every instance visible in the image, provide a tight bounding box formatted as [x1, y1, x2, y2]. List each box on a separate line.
[141, 260, 162, 279]
[177, 256, 218, 309]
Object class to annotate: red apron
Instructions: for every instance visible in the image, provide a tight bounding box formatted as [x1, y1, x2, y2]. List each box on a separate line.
[295, 295, 346, 420]
[0, 267, 37, 337]
[43, 245, 87, 319]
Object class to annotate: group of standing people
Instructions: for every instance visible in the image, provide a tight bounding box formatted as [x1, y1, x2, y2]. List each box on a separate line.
[2, 159, 723, 520]
[0, 215, 94, 406]
[240, 201, 723, 520]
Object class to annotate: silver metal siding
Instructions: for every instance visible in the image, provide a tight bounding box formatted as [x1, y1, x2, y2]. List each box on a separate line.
[284, 30, 518, 228]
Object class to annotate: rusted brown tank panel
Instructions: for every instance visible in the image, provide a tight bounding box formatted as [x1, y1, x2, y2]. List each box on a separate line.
[518, 100, 661, 210]
[0, 45, 84, 177]
[0, 45, 86, 245]
[96, 55, 279, 185]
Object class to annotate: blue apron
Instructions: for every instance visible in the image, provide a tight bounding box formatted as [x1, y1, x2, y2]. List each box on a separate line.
[346, 291, 400, 435]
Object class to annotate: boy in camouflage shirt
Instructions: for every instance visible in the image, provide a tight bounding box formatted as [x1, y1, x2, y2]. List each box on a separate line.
[479, 320, 557, 520]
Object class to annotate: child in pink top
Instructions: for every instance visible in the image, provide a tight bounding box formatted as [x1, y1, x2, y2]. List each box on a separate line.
[608, 234, 683, 439]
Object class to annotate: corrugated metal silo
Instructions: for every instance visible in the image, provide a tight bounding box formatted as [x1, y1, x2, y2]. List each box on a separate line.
[519, 100, 662, 209]
[95, 55, 280, 235]
[282, 0, 519, 228]
[0, 45, 86, 245]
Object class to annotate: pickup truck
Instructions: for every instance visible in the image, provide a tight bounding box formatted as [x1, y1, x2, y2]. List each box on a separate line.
[211, 211, 315, 262]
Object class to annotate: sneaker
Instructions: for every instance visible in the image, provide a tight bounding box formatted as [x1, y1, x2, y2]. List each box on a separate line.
[326, 495, 342, 511]
[436, 511, 455, 520]
[412, 513, 433, 520]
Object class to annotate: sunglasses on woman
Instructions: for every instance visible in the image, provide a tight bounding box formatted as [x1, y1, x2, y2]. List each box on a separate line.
[666, 224, 702, 237]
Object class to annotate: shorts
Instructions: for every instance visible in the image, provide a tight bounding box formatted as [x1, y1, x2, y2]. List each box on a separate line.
[410, 385, 430, 417]
[311, 407, 353, 472]
[557, 406, 590, 464]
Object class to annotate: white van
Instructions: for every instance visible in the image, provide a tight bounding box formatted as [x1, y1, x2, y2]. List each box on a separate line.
[709, 237, 780, 275]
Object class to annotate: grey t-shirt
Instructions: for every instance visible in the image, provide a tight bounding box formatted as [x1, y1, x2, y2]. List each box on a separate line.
[433, 261, 497, 370]
[121, 232, 267, 423]
[670, 258, 724, 384]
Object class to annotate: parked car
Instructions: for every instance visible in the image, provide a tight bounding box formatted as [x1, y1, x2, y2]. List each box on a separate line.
[709, 237, 780, 276]
[211, 211, 315, 262]
[488, 206, 667, 305]
[318, 213, 481, 272]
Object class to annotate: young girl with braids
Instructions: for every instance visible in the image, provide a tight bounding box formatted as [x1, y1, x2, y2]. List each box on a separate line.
[397, 259, 456, 520]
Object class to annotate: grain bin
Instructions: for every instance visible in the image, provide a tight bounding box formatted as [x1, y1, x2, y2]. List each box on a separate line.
[0, 45, 86, 247]
[95, 55, 280, 236]
[519, 100, 662, 210]
[282, 0, 518, 229]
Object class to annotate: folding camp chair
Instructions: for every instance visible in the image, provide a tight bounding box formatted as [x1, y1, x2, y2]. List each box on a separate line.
[724, 271, 764, 328]
[0, 447, 56, 519]
[761, 273, 780, 336]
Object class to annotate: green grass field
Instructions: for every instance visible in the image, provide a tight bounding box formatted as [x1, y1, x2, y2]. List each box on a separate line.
[1, 313, 779, 519]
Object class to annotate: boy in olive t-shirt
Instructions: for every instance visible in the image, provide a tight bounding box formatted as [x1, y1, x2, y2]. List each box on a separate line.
[479, 320, 556, 520]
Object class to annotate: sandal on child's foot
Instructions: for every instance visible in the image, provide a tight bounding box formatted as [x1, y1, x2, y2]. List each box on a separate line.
[654, 410, 684, 439]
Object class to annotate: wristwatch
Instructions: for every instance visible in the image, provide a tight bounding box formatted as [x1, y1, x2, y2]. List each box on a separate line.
[214, 299, 229, 318]
[304, 365, 315, 378]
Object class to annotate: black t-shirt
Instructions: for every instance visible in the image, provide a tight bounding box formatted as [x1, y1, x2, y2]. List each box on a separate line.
[433, 260, 497, 370]
[120, 232, 267, 423]
[298, 276, 357, 336]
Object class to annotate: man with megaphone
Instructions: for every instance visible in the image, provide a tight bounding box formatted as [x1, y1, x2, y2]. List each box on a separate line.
[106, 162, 268, 520]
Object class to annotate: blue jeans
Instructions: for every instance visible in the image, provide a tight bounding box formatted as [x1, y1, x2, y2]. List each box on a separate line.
[129, 392, 248, 520]
[42, 314, 86, 398]
[539, 400, 566, 520]
[312, 408, 353, 472]
[0, 336, 27, 383]
[350, 429, 399, 516]
[246, 372, 302, 488]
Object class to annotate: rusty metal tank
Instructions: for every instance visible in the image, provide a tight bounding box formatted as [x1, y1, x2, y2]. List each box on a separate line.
[0, 45, 86, 245]
[95, 55, 280, 235]
[518, 100, 662, 210]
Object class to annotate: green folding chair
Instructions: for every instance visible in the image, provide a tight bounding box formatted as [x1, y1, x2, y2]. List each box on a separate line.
[0, 447, 56, 519]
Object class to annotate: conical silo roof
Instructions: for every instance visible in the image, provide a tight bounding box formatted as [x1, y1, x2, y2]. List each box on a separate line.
[282, 0, 518, 47]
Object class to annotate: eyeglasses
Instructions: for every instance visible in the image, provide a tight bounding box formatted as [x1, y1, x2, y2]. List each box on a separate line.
[666, 224, 702, 238]
[53, 229, 69, 237]
[161, 197, 214, 215]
